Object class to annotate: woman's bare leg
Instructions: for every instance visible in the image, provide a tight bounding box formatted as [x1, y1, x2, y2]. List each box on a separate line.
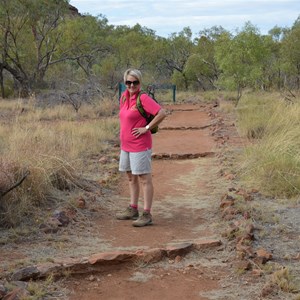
[127, 172, 139, 206]
[138, 173, 153, 211]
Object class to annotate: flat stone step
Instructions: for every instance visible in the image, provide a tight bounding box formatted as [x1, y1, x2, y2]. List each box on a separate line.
[10, 239, 222, 281]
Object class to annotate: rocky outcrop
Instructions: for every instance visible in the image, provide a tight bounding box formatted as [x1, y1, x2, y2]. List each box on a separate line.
[68, 4, 81, 16]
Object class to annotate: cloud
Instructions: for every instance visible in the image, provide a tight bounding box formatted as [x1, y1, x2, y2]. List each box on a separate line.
[70, 0, 300, 36]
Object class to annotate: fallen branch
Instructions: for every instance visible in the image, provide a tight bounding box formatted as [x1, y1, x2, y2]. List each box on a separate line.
[0, 170, 30, 198]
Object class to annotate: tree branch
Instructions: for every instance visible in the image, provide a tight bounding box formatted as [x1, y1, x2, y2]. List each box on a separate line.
[0, 170, 30, 198]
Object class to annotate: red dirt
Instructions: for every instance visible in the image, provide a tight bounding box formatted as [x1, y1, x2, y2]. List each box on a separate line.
[60, 102, 240, 299]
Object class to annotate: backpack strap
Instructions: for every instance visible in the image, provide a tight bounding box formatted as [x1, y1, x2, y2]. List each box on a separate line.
[136, 91, 150, 122]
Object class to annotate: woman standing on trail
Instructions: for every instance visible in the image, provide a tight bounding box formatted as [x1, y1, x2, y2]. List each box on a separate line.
[116, 68, 166, 227]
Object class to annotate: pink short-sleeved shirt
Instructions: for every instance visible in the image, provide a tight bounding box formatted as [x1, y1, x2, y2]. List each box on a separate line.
[119, 89, 161, 152]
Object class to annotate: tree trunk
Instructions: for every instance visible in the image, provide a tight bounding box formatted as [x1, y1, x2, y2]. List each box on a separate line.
[182, 73, 189, 90]
[19, 84, 31, 98]
[235, 85, 242, 106]
[1, 62, 31, 98]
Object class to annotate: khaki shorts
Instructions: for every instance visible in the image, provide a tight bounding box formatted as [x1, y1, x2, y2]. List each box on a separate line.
[119, 149, 152, 175]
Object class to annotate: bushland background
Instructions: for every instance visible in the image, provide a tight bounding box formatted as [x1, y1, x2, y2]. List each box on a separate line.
[0, 2, 299, 298]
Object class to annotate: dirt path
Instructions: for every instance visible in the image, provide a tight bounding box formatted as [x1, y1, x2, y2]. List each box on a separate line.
[93, 104, 218, 249]
[58, 102, 247, 300]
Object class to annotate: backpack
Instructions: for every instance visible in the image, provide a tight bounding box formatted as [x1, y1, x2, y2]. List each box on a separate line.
[136, 91, 159, 134]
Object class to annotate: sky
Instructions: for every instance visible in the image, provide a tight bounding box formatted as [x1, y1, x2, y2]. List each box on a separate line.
[69, 0, 300, 37]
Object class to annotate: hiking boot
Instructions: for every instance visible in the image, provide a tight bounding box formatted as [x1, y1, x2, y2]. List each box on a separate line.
[116, 206, 139, 220]
[132, 211, 153, 227]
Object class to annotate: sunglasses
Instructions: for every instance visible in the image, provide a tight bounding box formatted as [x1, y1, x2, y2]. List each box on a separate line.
[125, 80, 140, 86]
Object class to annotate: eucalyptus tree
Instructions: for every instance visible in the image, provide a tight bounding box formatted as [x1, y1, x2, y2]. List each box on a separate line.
[261, 26, 286, 90]
[280, 16, 300, 89]
[60, 14, 112, 77]
[0, 0, 113, 98]
[53, 13, 113, 92]
[215, 22, 268, 102]
[164, 27, 195, 90]
[102, 24, 162, 90]
[185, 26, 227, 90]
[0, 0, 70, 97]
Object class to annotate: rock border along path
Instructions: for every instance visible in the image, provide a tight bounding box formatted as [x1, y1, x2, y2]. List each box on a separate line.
[10, 239, 222, 281]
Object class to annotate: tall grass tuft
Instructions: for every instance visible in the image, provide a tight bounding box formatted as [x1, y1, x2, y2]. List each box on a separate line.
[238, 93, 300, 197]
[271, 268, 299, 293]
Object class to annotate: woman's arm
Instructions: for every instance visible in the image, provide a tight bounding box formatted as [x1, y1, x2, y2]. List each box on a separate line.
[132, 108, 167, 137]
[145, 108, 167, 132]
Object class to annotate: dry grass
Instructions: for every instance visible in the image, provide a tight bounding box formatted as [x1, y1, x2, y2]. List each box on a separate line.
[271, 268, 299, 293]
[236, 92, 280, 139]
[16, 97, 119, 122]
[237, 92, 300, 197]
[0, 96, 119, 227]
[201, 90, 237, 103]
[218, 100, 235, 113]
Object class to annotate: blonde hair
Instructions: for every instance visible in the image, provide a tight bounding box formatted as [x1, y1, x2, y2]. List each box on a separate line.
[123, 68, 142, 83]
